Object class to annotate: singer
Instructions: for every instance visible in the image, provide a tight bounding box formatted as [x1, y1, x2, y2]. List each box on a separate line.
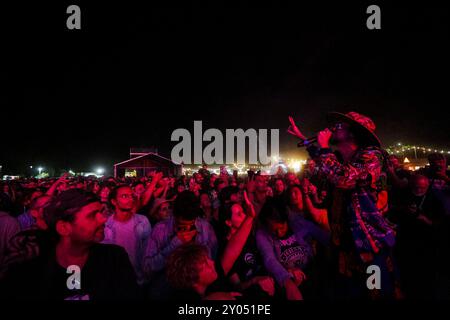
[287, 111, 401, 299]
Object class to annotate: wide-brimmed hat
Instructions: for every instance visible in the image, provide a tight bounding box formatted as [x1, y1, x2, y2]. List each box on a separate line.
[327, 111, 381, 147]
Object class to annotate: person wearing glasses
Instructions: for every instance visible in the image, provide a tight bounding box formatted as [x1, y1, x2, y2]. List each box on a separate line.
[143, 190, 217, 299]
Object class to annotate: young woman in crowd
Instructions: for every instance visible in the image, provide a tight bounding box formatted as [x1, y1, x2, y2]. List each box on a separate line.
[219, 191, 275, 299]
[256, 198, 330, 300]
[199, 191, 214, 222]
[98, 184, 114, 216]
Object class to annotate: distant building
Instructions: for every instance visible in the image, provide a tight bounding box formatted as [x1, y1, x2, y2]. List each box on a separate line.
[114, 148, 182, 178]
[402, 158, 429, 171]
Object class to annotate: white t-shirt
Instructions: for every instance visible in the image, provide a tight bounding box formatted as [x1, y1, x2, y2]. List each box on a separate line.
[113, 218, 138, 269]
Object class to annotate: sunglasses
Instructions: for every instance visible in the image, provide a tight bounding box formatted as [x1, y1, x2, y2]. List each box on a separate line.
[334, 122, 344, 130]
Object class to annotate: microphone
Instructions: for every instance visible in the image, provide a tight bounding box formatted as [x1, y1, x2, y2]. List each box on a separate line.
[297, 126, 336, 147]
[297, 137, 317, 147]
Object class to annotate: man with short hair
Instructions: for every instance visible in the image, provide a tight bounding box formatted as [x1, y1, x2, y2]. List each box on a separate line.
[0, 189, 138, 300]
[391, 174, 446, 299]
[423, 153, 450, 189]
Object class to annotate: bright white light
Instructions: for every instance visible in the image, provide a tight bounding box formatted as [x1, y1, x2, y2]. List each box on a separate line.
[289, 161, 302, 173]
[38, 167, 43, 174]
[96, 168, 105, 175]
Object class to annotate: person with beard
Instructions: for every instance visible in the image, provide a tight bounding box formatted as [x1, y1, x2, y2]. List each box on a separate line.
[0, 189, 138, 300]
[103, 185, 151, 286]
[420, 153, 450, 190]
[419, 153, 450, 220]
[0, 196, 52, 282]
[288, 112, 400, 299]
[390, 174, 447, 299]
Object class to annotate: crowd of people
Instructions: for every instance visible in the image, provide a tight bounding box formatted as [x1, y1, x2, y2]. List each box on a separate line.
[0, 112, 449, 300]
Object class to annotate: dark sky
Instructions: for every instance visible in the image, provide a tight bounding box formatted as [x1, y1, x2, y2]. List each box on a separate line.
[3, 3, 450, 175]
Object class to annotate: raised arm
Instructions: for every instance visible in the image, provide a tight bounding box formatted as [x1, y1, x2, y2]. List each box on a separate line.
[45, 173, 69, 196]
[140, 172, 163, 209]
[301, 179, 329, 231]
[220, 191, 255, 276]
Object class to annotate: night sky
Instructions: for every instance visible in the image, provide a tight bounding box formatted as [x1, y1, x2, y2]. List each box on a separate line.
[3, 3, 449, 175]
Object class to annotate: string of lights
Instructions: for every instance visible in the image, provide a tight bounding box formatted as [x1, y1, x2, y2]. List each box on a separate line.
[386, 143, 450, 156]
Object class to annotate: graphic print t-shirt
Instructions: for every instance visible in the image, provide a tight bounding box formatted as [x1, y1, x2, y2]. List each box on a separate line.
[2, 243, 139, 300]
[276, 232, 311, 270]
[229, 237, 262, 282]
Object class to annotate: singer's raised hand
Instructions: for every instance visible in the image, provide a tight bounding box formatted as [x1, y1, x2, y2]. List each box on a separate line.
[287, 116, 307, 140]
